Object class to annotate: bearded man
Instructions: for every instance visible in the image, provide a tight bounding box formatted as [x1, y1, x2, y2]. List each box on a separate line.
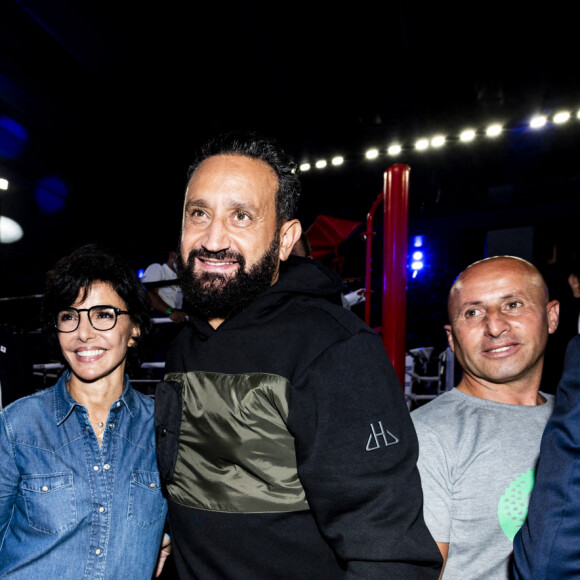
[154, 133, 441, 579]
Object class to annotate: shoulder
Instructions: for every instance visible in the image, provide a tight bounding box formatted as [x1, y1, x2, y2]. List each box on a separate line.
[412, 389, 464, 425]
[142, 263, 163, 282]
[287, 293, 376, 342]
[126, 384, 155, 417]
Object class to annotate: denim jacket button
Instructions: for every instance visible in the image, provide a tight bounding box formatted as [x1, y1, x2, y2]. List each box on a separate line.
[99, 506, 105, 513]
[93, 465, 99, 471]
[104, 464, 111, 470]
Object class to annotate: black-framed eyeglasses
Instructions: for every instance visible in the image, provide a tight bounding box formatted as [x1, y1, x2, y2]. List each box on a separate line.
[54, 305, 130, 333]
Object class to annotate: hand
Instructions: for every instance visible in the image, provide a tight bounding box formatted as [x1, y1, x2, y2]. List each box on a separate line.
[169, 310, 188, 324]
[155, 533, 172, 577]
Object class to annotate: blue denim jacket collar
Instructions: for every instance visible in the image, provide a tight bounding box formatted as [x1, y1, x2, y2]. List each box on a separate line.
[54, 371, 138, 426]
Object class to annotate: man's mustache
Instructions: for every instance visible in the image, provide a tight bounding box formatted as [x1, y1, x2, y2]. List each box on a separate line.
[186, 248, 246, 267]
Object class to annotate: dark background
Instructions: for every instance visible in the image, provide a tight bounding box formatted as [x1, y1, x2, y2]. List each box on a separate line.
[1, 0, 580, 355]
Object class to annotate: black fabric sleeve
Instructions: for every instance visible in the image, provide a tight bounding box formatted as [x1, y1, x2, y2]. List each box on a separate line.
[288, 331, 442, 579]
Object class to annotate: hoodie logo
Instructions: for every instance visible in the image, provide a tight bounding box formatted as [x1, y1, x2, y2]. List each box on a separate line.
[366, 421, 399, 451]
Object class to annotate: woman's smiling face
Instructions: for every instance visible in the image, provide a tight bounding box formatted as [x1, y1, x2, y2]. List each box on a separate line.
[58, 281, 140, 386]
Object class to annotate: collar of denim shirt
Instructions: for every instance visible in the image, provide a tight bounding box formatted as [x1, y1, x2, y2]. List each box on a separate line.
[53, 371, 138, 426]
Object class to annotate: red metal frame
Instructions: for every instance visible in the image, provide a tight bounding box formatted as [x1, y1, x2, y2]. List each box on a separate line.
[363, 164, 410, 386]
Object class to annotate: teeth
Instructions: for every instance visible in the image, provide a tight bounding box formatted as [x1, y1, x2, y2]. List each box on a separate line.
[76, 349, 105, 357]
[489, 346, 511, 353]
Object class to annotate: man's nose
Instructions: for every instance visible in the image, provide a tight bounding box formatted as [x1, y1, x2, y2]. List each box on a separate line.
[201, 218, 230, 253]
[485, 310, 510, 337]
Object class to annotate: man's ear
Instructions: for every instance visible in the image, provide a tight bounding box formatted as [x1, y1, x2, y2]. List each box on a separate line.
[444, 325, 455, 352]
[546, 300, 560, 335]
[278, 219, 302, 262]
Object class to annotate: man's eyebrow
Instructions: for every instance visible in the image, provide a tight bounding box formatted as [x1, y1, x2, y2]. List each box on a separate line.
[457, 300, 483, 311]
[184, 198, 210, 211]
[456, 293, 524, 311]
[222, 197, 260, 214]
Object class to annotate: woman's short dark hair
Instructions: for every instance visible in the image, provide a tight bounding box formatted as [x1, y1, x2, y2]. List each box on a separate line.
[43, 244, 152, 365]
[187, 131, 301, 228]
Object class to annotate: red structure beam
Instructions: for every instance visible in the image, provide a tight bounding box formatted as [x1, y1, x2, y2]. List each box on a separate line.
[363, 164, 410, 386]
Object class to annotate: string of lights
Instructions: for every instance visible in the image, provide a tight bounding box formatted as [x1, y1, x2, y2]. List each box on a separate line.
[298, 109, 580, 173]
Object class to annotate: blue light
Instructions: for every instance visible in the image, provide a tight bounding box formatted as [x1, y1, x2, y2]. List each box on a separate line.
[411, 261, 424, 271]
[0, 116, 28, 159]
[413, 235, 423, 248]
[413, 251, 423, 261]
[35, 176, 68, 213]
[138, 269, 145, 279]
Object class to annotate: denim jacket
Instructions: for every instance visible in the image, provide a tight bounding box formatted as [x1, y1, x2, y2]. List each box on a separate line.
[0, 372, 167, 579]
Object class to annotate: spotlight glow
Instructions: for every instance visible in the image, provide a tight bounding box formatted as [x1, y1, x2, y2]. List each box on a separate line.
[554, 111, 570, 124]
[530, 115, 547, 129]
[415, 139, 429, 150]
[0, 178, 8, 190]
[387, 144, 402, 155]
[413, 251, 423, 261]
[365, 148, 379, 159]
[413, 235, 423, 247]
[411, 261, 424, 271]
[486, 124, 502, 137]
[315, 160, 327, 169]
[299, 163, 311, 172]
[0, 215, 23, 243]
[460, 129, 476, 142]
[431, 135, 445, 148]
[331, 156, 344, 166]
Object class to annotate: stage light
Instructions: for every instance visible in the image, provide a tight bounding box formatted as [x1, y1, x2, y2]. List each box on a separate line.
[486, 124, 502, 137]
[415, 139, 429, 151]
[365, 149, 379, 159]
[0, 178, 8, 190]
[460, 129, 476, 142]
[299, 163, 311, 172]
[431, 135, 445, 148]
[530, 115, 547, 129]
[554, 111, 570, 124]
[331, 156, 344, 166]
[0, 216, 23, 243]
[315, 160, 327, 169]
[387, 144, 402, 155]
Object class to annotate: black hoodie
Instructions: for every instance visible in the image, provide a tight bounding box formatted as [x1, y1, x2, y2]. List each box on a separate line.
[155, 257, 442, 579]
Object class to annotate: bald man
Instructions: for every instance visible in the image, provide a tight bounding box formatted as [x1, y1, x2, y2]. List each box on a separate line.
[411, 256, 559, 579]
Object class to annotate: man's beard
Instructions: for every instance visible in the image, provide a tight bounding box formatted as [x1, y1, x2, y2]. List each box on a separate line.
[177, 238, 280, 321]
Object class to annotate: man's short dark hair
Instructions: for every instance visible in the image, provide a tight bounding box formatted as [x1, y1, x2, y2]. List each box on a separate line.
[43, 244, 152, 363]
[187, 131, 301, 227]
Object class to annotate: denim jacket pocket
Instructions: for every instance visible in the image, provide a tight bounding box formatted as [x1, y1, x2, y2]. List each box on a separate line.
[127, 469, 166, 529]
[21, 472, 77, 534]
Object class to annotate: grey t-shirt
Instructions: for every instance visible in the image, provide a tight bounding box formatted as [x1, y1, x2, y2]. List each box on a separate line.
[411, 388, 554, 580]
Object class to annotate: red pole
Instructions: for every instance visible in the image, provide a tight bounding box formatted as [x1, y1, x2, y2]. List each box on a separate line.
[382, 165, 410, 385]
[363, 192, 383, 326]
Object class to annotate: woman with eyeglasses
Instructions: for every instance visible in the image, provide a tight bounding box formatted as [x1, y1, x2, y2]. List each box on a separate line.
[0, 244, 170, 579]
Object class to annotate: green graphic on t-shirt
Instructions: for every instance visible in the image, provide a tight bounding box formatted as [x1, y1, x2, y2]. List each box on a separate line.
[497, 469, 536, 541]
